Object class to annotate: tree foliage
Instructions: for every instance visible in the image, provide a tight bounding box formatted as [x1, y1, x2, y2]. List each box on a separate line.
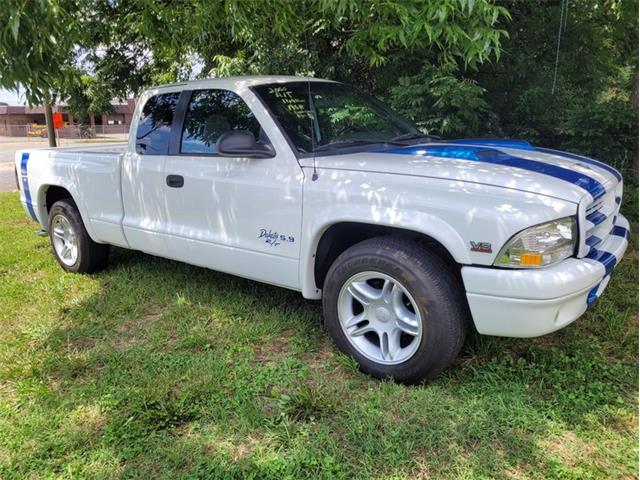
[474, 0, 638, 171]
[0, 0, 636, 170]
[390, 63, 493, 137]
[0, 0, 79, 105]
[80, 1, 509, 85]
[63, 70, 115, 125]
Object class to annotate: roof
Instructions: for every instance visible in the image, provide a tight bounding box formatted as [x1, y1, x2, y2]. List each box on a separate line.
[148, 75, 337, 95]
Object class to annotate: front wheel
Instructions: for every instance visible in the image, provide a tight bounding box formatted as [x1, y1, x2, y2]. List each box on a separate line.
[48, 199, 109, 273]
[322, 237, 468, 384]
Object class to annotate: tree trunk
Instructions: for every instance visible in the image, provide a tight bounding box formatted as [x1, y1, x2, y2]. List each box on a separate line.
[89, 112, 96, 137]
[43, 94, 57, 147]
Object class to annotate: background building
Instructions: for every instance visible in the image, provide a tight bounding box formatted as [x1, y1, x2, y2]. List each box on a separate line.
[0, 99, 136, 137]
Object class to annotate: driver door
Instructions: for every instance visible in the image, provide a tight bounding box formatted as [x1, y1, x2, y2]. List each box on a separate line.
[161, 88, 303, 289]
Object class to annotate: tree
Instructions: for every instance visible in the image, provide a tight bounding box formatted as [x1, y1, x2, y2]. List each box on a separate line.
[0, 0, 83, 146]
[1, 1, 512, 145]
[473, 0, 638, 172]
[390, 63, 493, 137]
[79, 1, 510, 140]
[84, 1, 510, 87]
[63, 70, 115, 136]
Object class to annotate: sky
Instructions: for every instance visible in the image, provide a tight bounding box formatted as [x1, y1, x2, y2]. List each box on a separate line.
[0, 88, 25, 105]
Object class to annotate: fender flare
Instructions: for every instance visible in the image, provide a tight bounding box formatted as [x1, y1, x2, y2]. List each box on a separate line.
[299, 205, 470, 299]
[35, 181, 101, 243]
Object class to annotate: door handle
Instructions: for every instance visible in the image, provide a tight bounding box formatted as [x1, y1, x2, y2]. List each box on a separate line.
[166, 174, 184, 188]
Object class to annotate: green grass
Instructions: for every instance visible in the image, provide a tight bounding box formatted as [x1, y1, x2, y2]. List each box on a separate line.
[0, 190, 637, 479]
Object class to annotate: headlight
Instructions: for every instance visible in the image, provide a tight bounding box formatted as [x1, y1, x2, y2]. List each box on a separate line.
[494, 217, 577, 268]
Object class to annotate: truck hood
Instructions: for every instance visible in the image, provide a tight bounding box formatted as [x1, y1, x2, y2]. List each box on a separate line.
[305, 140, 621, 204]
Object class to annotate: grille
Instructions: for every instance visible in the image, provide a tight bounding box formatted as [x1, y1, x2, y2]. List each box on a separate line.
[583, 182, 623, 253]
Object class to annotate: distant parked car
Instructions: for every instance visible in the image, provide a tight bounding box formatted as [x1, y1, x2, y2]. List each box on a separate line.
[26, 123, 47, 138]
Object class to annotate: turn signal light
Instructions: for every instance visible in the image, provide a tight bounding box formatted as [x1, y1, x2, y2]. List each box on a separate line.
[519, 253, 543, 266]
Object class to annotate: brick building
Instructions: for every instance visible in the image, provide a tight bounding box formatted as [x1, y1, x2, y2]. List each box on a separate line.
[0, 99, 136, 137]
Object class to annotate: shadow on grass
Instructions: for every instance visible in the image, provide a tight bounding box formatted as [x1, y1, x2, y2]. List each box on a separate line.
[16, 242, 639, 479]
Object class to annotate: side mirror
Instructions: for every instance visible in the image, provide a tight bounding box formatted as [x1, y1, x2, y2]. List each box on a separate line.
[216, 130, 275, 158]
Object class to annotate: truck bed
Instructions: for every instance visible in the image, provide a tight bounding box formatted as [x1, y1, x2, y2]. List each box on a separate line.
[17, 143, 128, 247]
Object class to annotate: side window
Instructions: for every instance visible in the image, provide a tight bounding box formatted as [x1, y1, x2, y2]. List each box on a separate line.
[136, 93, 180, 155]
[180, 89, 263, 155]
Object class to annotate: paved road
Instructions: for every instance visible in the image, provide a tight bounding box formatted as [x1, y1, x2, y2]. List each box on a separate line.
[0, 140, 39, 192]
[0, 136, 126, 193]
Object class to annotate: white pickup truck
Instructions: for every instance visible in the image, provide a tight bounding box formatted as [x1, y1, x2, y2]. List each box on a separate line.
[16, 76, 629, 383]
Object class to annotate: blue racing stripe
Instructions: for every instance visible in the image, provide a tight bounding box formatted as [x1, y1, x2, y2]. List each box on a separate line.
[20, 152, 37, 221]
[445, 139, 535, 151]
[611, 225, 630, 240]
[585, 250, 617, 276]
[585, 211, 607, 226]
[387, 145, 479, 160]
[536, 147, 622, 182]
[586, 283, 600, 306]
[383, 145, 606, 199]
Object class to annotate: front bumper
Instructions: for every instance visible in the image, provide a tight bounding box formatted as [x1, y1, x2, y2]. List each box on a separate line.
[461, 214, 630, 337]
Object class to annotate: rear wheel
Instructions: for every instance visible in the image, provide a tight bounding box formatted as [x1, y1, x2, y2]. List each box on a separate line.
[48, 199, 109, 273]
[322, 237, 467, 383]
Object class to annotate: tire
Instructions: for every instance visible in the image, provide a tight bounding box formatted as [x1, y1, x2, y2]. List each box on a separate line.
[322, 237, 467, 384]
[48, 199, 109, 273]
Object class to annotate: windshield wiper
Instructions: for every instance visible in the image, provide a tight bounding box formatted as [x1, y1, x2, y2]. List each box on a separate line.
[313, 139, 386, 153]
[312, 134, 434, 153]
[388, 132, 439, 143]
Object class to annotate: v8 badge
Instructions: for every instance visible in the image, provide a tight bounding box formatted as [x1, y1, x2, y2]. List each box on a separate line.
[470, 241, 492, 253]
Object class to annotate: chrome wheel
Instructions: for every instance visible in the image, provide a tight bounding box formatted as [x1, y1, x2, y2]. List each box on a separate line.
[51, 214, 78, 266]
[337, 271, 423, 365]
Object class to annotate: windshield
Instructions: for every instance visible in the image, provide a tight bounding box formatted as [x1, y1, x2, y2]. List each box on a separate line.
[252, 81, 420, 154]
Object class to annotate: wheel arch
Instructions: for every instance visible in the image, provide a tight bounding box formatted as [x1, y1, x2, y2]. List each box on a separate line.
[37, 184, 100, 242]
[44, 185, 74, 213]
[309, 220, 466, 298]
